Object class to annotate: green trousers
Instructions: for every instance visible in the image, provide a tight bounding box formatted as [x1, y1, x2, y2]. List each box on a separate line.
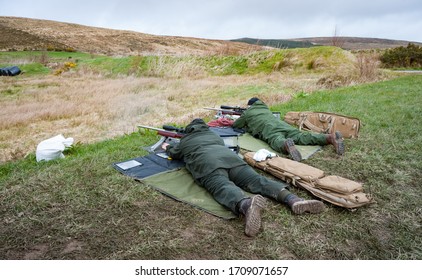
[267, 121, 328, 153]
[197, 165, 290, 214]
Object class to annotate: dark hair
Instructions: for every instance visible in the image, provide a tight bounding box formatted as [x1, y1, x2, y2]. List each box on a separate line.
[247, 97, 260, 106]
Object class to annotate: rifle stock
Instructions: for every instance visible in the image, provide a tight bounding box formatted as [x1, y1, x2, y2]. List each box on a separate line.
[138, 124, 184, 153]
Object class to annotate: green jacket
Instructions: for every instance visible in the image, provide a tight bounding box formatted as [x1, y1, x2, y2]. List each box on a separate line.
[166, 119, 246, 179]
[233, 101, 328, 150]
[233, 100, 281, 140]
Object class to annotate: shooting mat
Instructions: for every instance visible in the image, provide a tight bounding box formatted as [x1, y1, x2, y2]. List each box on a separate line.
[113, 153, 236, 219]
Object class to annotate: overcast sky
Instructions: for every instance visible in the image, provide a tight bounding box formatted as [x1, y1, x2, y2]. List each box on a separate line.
[1, 0, 421, 42]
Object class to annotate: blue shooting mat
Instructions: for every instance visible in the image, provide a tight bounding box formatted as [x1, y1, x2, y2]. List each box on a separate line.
[113, 153, 185, 179]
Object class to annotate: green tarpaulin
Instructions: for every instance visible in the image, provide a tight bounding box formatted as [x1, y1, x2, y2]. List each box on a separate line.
[142, 168, 237, 219]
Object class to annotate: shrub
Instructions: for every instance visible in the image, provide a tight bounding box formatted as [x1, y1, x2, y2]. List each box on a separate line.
[54, 61, 77, 75]
[380, 43, 422, 68]
[354, 51, 380, 81]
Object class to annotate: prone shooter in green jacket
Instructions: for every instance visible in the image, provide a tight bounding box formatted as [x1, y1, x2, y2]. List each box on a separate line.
[232, 97, 345, 161]
[162, 118, 325, 237]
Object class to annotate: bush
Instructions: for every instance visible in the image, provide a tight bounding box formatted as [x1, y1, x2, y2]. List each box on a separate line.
[380, 43, 422, 68]
[354, 52, 380, 81]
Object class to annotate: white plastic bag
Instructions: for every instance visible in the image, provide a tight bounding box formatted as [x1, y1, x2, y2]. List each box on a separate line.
[36, 134, 74, 162]
[253, 149, 276, 162]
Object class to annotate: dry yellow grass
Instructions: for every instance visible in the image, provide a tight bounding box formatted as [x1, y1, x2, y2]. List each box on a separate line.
[0, 70, 328, 162]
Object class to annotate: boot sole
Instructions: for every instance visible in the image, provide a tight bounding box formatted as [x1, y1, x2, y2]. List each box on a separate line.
[335, 131, 345, 155]
[284, 138, 302, 161]
[292, 200, 325, 215]
[244, 195, 266, 237]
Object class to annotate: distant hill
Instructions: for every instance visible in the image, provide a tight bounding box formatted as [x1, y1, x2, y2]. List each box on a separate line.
[0, 16, 265, 56]
[291, 37, 422, 50]
[2, 16, 421, 56]
[234, 37, 422, 50]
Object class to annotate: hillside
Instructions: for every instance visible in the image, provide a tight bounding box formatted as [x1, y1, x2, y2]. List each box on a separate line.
[0, 16, 266, 56]
[2, 16, 421, 56]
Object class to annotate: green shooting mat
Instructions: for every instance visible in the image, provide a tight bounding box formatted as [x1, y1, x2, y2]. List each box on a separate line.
[141, 168, 237, 219]
[113, 154, 237, 219]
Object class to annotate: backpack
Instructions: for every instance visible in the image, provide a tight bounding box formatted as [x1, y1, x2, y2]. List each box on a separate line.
[284, 111, 361, 138]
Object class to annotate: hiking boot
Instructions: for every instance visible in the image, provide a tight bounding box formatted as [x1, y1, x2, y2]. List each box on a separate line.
[283, 138, 302, 161]
[291, 200, 325, 215]
[327, 131, 345, 155]
[284, 193, 325, 215]
[243, 195, 267, 237]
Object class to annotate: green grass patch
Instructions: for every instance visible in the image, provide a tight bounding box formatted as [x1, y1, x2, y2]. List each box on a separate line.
[0, 50, 97, 63]
[19, 62, 51, 75]
[79, 56, 132, 75]
[202, 47, 349, 75]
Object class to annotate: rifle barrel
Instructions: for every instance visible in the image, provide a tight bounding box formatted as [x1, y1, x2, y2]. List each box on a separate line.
[138, 125, 166, 132]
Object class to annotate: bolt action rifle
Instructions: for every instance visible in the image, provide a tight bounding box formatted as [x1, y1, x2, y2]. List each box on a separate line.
[205, 105, 281, 119]
[138, 124, 185, 153]
[221, 105, 281, 119]
[203, 105, 247, 116]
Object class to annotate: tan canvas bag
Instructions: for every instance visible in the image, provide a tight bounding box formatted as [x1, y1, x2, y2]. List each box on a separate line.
[244, 152, 374, 209]
[284, 111, 361, 139]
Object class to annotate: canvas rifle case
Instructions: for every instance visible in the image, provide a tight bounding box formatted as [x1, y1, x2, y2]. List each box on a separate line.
[244, 152, 374, 209]
[284, 111, 361, 139]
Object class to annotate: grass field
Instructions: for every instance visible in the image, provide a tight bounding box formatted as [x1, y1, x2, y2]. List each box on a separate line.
[1, 65, 421, 260]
